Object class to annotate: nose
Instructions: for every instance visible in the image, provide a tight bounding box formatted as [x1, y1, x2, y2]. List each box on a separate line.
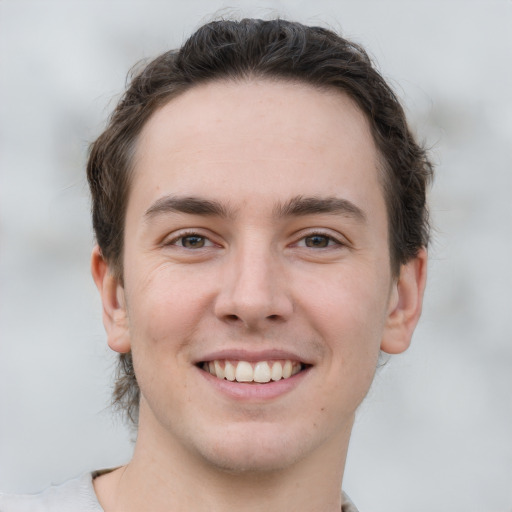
[214, 240, 293, 329]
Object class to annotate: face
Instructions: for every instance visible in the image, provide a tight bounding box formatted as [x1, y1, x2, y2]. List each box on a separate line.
[95, 80, 425, 474]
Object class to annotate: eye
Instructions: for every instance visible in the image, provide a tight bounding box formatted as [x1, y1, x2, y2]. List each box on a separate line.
[304, 234, 332, 248]
[299, 234, 340, 248]
[170, 233, 215, 249]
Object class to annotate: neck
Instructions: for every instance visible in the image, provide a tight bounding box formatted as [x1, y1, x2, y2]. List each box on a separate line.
[95, 406, 353, 512]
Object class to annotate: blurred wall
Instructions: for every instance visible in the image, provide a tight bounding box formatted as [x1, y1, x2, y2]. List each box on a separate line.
[0, 1, 511, 511]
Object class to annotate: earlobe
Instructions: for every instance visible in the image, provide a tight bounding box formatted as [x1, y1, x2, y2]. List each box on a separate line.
[381, 248, 428, 354]
[91, 245, 131, 354]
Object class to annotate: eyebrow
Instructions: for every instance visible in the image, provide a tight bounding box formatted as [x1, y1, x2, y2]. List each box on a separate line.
[144, 194, 366, 223]
[274, 195, 366, 222]
[144, 195, 233, 219]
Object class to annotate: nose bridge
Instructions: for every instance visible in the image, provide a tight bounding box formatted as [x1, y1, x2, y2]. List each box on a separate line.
[215, 233, 292, 326]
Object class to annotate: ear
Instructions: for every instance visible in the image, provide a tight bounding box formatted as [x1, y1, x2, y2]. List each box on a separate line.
[381, 248, 428, 354]
[91, 245, 131, 354]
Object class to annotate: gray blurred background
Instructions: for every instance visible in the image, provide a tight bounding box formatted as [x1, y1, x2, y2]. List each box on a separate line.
[0, 1, 511, 511]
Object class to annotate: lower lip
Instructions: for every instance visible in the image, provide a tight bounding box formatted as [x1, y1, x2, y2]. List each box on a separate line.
[197, 366, 311, 401]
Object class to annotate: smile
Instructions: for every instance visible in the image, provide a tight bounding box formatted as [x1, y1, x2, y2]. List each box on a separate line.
[200, 360, 304, 383]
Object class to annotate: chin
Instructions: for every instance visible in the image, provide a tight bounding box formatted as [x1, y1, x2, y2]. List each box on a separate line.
[190, 422, 318, 474]
[200, 445, 301, 475]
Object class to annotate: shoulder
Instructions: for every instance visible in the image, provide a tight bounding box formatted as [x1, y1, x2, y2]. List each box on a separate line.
[342, 491, 359, 512]
[0, 472, 103, 512]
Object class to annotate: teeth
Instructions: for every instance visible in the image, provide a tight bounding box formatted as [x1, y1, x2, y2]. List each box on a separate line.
[253, 362, 271, 383]
[214, 360, 225, 379]
[282, 360, 292, 379]
[224, 361, 236, 381]
[203, 359, 302, 383]
[271, 361, 283, 381]
[235, 361, 253, 382]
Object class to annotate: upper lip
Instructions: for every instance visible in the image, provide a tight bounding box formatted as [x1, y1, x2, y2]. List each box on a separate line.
[194, 348, 312, 365]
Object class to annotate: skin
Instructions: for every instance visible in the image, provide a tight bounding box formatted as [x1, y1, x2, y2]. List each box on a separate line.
[92, 80, 427, 512]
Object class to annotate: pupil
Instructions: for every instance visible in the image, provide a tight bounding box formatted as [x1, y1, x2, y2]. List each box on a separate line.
[306, 235, 328, 248]
[183, 236, 204, 248]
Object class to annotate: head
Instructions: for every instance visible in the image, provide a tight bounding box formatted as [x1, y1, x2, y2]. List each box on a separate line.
[87, 18, 432, 428]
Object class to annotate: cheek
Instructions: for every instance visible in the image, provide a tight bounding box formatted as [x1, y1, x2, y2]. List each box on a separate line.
[303, 265, 390, 340]
[299, 266, 390, 393]
[124, 266, 209, 415]
[125, 264, 214, 352]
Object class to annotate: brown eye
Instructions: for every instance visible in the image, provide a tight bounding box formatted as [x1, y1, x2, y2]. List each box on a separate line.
[304, 235, 331, 248]
[181, 235, 206, 248]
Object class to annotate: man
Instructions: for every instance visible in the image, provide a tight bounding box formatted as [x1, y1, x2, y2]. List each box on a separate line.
[0, 18, 432, 511]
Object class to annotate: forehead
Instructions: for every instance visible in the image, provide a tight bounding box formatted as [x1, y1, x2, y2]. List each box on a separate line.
[130, 79, 383, 219]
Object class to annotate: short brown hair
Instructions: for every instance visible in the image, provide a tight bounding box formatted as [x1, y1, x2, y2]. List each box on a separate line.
[87, 18, 433, 425]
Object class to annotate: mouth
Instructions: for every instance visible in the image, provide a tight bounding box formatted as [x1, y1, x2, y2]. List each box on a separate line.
[198, 359, 308, 384]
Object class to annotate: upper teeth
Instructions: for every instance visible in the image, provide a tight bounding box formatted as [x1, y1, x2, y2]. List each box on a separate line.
[203, 360, 301, 383]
